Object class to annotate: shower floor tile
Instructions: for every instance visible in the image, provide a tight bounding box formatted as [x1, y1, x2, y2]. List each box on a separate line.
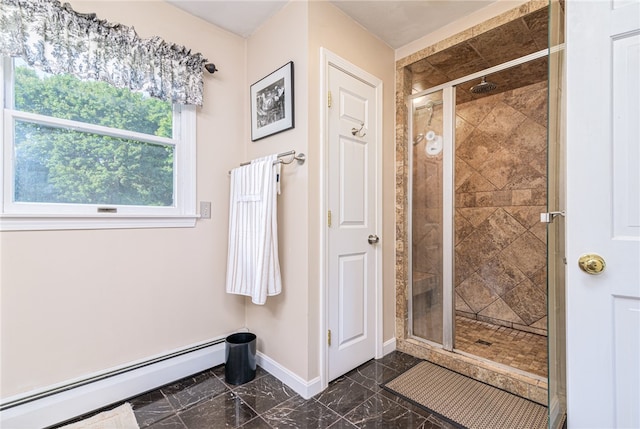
[454, 316, 548, 378]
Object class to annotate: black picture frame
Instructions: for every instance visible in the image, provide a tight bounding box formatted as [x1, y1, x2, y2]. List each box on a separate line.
[250, 61, 294, 141]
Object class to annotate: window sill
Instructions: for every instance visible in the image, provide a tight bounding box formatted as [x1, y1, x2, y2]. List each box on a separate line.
[0, 214, 199, 231]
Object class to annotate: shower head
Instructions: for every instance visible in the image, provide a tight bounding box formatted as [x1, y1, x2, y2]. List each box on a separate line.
[470, 76, 497, 94]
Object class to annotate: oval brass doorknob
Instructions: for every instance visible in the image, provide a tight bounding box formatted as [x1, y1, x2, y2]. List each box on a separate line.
[578, 253, 606, 275]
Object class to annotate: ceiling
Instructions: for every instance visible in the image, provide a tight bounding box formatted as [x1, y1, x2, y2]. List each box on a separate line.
[166, 0, 498, 49]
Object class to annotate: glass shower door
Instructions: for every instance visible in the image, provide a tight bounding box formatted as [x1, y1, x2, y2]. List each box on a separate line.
[410, 90, 446, 345]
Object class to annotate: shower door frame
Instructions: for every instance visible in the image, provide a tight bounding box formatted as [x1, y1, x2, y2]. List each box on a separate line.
[407, 47, 550, 351]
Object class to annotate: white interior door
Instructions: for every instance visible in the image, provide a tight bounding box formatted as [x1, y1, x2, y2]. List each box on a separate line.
[565, 1, 640, 427]
[327, 63, 379, 381]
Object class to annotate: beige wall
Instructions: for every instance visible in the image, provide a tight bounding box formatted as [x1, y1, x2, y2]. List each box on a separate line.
[244, 0, 396, 383]
[1, 0, 398, 399]
[0, 1, 247, 398]
[244, 0, 312, 380]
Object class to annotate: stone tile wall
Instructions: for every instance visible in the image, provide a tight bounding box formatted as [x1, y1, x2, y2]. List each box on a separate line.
[454, 81, 548, 336]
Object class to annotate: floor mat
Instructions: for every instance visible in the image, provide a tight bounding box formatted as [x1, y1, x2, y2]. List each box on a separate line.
[381, 361, 547, 429]
[59, 403, 139, 429]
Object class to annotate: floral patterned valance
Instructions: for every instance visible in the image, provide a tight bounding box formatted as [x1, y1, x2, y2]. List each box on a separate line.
[0, 0, 206, 105]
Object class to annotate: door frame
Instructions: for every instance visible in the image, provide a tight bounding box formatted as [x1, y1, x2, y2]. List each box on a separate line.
[319, 48, 383, 390]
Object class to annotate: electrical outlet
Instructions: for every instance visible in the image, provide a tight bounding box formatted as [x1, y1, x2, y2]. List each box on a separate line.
[200, 201, 211, 219]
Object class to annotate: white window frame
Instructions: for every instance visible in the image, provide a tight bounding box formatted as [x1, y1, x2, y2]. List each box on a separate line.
[0, 57, 197, 231]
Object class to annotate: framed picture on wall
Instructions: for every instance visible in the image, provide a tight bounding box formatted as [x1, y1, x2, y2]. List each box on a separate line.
[250, 61, 294, 141]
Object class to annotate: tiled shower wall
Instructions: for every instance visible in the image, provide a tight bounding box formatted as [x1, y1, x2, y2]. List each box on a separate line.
[454, 80, 548, 336]
[412, 105, 444, 283]
[411, 80, 548, 337]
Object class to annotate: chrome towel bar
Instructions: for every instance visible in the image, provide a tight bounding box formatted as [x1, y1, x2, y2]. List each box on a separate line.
[238, 150, 306, 167]
[229, 150, 306, 175]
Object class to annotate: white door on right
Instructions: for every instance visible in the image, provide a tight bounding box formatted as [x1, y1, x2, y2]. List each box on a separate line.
[565, 1, 640, 428]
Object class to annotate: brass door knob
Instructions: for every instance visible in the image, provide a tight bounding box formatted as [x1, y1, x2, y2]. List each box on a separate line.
[578, 254, 606, 275]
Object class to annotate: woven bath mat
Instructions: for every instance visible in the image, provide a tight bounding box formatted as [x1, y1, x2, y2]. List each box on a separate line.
[382, 361, 547, 429]
[60, 403, 139, 429]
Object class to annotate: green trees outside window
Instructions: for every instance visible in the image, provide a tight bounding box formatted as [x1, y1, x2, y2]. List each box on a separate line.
[12, 61, 175, 207]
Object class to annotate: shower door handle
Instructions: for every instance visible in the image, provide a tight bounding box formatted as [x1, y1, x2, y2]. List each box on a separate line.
[368, 234, 380, 245]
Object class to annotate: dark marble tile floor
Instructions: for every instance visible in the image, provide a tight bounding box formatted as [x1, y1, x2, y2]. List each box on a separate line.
[53, 351, 462, 429]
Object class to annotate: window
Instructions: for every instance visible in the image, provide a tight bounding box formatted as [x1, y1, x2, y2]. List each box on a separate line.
[1, 57, 197, 230]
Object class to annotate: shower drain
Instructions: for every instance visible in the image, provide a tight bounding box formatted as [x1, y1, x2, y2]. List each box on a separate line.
[475, 339, 492, 346]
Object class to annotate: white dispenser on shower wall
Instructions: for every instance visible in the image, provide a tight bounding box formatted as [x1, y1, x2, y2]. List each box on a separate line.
[425, 131, 443, 156]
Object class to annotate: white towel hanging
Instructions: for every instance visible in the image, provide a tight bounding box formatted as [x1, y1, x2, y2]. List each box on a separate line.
[225, 154, 282, 304]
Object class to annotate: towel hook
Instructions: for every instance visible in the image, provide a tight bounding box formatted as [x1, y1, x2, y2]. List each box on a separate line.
[351, 123, 366, 137]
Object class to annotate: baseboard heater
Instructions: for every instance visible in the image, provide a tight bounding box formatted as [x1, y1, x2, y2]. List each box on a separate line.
[0, 336, 232, 429]
[0, 338, 225, 412]
[0, 338, 224, 411]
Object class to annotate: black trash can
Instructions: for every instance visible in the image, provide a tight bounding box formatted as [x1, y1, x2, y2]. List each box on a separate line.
[225, 332, 257, 385]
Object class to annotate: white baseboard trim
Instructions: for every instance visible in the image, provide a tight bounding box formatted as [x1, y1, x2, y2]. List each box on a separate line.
[383, 337, 397, 357]
[256, 352, 322, 400]
[0, 338, 228, 429]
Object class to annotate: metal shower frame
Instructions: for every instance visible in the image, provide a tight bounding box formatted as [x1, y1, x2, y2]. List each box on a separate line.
[406, 47, 553, 351]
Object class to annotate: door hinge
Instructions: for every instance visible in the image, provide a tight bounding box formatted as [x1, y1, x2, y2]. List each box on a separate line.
[327, 329, 332, 346]
[328, 210, 332, 227]
[328, 91, 332, 108]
